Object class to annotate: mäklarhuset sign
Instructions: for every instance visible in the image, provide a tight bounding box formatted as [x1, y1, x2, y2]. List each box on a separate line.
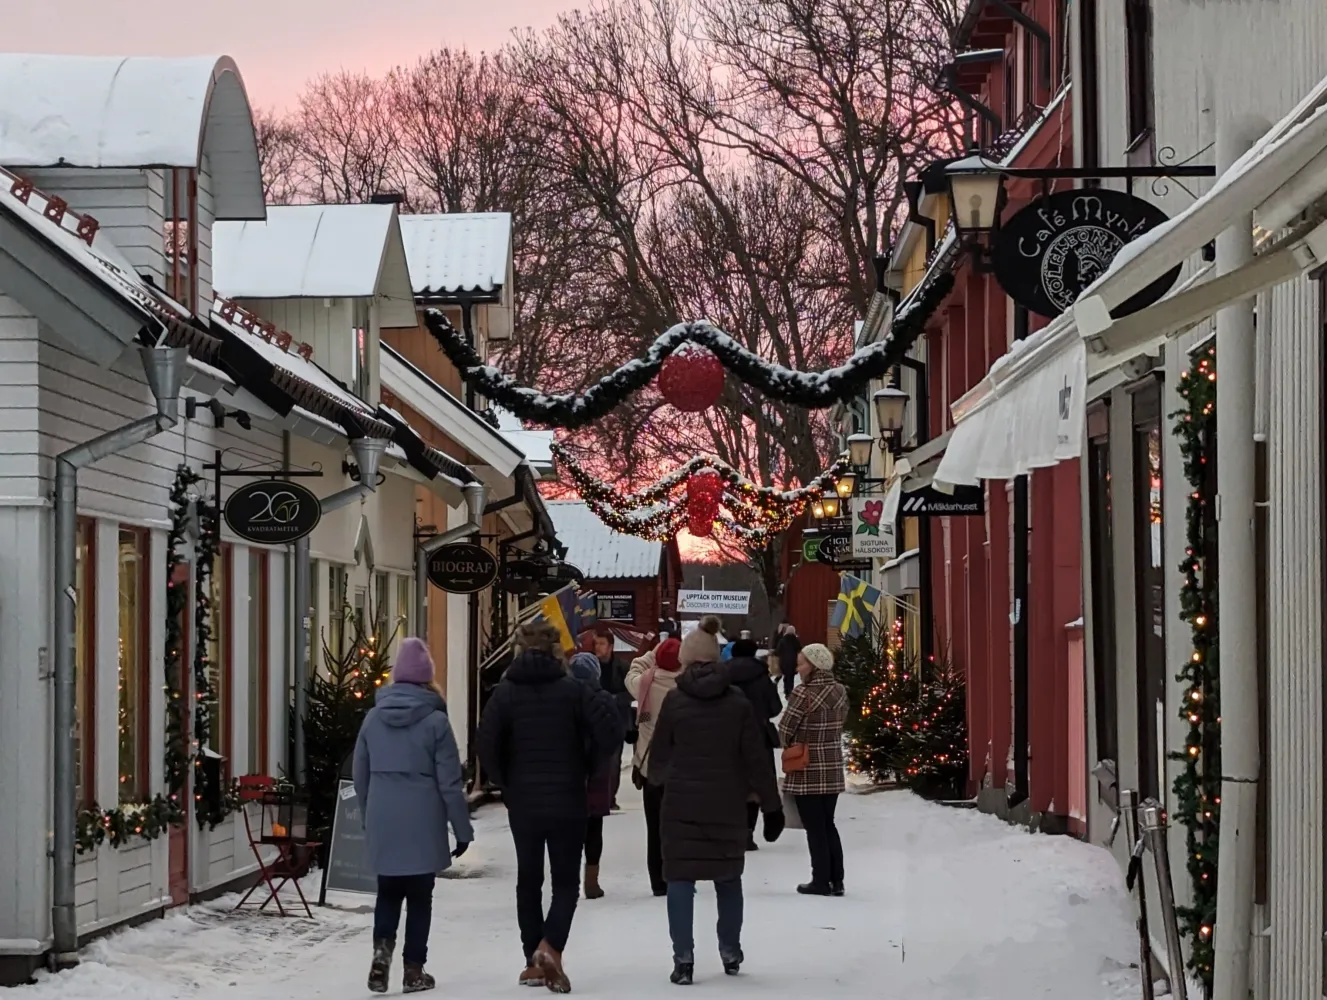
[993, 189, 1182, 320]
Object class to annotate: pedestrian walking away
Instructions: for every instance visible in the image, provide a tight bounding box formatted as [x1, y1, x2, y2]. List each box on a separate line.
[626, 633, 685, 896]
[593, 626, 633, 811]
[568, 652, 624, 901]
[778, 642, 849, 898]
[352, 638, 473, 995]
[649, 619, 784, 985]
[774, 624, 802, 699]
[723, 637, 782, 850]
[477, 622, 623, 993]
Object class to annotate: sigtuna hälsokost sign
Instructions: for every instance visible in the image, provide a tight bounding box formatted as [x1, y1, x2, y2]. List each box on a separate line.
[223, 480, 322, 544]
[993, 188, 1181, 320]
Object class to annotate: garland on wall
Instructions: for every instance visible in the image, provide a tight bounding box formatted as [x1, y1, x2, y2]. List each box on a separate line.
[423, 272, 954, 428]
[1169, 342, 1219, 992]
[74, 466, 238, 853]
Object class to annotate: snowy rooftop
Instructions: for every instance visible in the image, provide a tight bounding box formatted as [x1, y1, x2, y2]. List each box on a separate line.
[399, 212, 512, 297]
[0, 54, 265, 220]
[494, 406, 554, 467]
[548, 501, 664, 580]
[213, 205, 414, 317]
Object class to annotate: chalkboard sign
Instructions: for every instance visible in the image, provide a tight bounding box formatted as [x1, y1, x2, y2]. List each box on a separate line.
[323, 780, 376, 896]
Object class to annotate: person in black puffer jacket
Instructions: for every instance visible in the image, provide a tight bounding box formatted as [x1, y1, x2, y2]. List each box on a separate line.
[477, 621, 622, 993]
[725, 638, 782, 851]
[651, 656, 783, 985]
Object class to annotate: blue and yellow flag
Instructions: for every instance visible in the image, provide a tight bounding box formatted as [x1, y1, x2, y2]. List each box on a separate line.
[537, 585, 582, 652]
[830, 573, 882, 640]
[575, 592, 598, 634]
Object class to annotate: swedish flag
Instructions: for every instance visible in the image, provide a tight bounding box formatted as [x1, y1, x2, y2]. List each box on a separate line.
[830, 573, 882, 640]
[537, 585, 582, 652]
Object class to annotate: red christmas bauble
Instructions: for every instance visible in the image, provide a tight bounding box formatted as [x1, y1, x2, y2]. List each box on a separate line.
[658, 343, 725, 412]
[687, 469, 724, 537]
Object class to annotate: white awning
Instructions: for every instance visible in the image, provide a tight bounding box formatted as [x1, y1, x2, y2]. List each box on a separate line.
[935, 315, 1086, 486]
[1075, 73, 1327, 353]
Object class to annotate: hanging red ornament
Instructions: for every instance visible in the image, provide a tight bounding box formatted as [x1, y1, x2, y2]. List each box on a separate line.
[658, 343, 725, 412]
[687, 468, 723, 537]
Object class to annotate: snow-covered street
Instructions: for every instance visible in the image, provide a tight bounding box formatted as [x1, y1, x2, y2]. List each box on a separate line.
[18, 786, 1142, 999]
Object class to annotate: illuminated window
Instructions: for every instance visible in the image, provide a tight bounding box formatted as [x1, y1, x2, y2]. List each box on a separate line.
[374, 572, 389, 637]
[117, 528, 150, 802]
[208, 546, 231, 758]
[396, 574, 412, 637]
[74, 519, 95, 807]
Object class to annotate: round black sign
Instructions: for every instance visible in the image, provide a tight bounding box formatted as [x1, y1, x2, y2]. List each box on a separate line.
[223, 479, 322, 544]
[993, 189, 1182, 319]
[427, 543, 499, 594]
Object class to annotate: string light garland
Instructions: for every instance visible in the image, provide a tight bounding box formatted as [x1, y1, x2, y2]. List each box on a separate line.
[424, 273, 954, 429]
[1170, 343, 1219, 992]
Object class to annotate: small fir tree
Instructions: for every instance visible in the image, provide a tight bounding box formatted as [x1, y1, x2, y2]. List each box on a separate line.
[838, 617, 920, 783]
[301, 599, 400, 850]
[892, 656, 968, 800]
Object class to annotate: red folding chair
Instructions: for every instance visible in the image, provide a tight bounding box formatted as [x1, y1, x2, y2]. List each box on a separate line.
[234, 776, 319, 918]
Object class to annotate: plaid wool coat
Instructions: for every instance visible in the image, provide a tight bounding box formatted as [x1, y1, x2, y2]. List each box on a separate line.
[778, 668, 849, 796]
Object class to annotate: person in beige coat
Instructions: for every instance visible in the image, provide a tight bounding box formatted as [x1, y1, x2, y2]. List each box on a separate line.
[626, 615, 722, 896]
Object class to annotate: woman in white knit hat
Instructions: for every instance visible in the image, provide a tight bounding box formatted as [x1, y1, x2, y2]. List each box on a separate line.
[778, 642, 848, 897]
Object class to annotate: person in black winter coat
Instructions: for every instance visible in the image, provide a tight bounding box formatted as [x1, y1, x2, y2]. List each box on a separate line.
[724, 638, 782, 851]
[774, 625, 802, 698]
[477, 621, 623, 993]
[650, 658, 783, 985]
[592, 627, 633, 810]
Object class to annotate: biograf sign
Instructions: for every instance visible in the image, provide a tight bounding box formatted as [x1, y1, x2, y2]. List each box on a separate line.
[676, 589, 752, 615]
[426, 542, 500, 594]
[223, 480, 321, 544]
[850, 498, 897, 559]
[993, 188, 1181, 319]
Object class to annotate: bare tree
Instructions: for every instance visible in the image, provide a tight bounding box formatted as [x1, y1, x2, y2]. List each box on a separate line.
[293, 72, 406, 204]
[251, 107, 305, 205]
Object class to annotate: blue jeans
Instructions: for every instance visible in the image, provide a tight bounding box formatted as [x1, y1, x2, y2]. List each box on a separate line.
[666, 878, 743, 964]
[374, 873, 435, 965]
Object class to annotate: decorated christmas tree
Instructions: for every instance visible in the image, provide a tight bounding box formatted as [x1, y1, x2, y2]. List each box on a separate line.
[838, 617, 920, 783]
[301, 599, 399, 851]
[892, 657, 968, 801]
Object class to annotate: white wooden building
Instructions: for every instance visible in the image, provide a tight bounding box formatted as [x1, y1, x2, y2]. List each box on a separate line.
[0, 54, 520, 982]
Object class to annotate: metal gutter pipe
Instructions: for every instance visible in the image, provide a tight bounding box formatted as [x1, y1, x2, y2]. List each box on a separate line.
[414, 482, 488, 643]
[292, 436, 390, 786]
[52, 346, 186, 969]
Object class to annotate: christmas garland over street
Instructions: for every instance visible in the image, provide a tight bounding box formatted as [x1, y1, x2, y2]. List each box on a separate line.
[424, 273, 954, 428]
[1169, 343, 1219, 992]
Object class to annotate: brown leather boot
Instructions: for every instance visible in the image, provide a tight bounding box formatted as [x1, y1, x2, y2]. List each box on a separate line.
[519, 963, 546, 987]
[534, 940, 571, 994]
[583, 864, 604, 900]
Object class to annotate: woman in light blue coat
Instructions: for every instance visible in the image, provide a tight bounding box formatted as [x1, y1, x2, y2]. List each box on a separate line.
[354, 638, 473, 994]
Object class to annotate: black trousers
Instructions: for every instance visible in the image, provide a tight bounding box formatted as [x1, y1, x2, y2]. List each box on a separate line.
[642, 780, 666, 893]
[795, 793, 844, 885]
[782, 672, 795, 697]
[374, 874, 435, 965]
[584, 816, 604, 867]
[509, 814, 586, 960]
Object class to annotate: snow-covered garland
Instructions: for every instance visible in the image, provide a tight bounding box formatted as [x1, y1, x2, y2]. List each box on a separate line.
[423, 273, 954, 428]
[585, 493, 780, 547]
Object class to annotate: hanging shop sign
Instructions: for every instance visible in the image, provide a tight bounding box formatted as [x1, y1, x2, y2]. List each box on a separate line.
[815, 530, 854, 566]
[899, 484, 985, 516]
[801, 535, 823, 562]
[427, 542, 500, 593]
[676, 589, 752, 615]
[993, 188, 1181, 320]
[850, 498, 897, 559]
[223, 479, 321, 544]
[596, 592, 637, 622]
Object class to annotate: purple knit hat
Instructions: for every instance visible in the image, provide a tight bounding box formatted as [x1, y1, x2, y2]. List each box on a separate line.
[393, 638, 436, 685]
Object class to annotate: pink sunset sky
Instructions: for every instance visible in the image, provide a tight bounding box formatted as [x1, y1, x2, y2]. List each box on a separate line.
[5, 0, 576, 110]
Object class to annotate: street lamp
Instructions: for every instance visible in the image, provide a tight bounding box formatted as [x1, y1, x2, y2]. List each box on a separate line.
[945, 155, 1006, 269]
[820, 495, 841, 519]
[846, 433, 874, 470]
[811, 498, 827, 520]
[834, 471, 856, 499]
[873, 387, 908, 440]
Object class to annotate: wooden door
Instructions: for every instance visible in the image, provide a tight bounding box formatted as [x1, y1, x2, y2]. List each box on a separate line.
[168, 563, 190, 906]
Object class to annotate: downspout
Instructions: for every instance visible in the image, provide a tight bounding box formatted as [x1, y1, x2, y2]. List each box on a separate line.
[901, 356, 934, 670]
[52, 345, 186, 968]
[1211, 120, 1261, 1000]
[292, 436, 390, 787]
[414, 481, 488, 642]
